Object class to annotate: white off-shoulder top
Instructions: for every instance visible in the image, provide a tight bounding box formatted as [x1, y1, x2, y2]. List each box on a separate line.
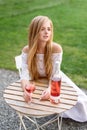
[20, 52, 63, 80]
[20, 52, 87, 123]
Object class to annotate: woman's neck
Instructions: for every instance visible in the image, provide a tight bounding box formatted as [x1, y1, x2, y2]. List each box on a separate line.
[37, 42, 46, 54]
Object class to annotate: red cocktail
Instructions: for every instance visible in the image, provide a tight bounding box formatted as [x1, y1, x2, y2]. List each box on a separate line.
[25, 83, 36, 103]
[25, 84, 36, 93]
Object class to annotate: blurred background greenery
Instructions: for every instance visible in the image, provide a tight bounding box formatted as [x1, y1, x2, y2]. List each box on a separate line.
[0, 0, 87, 89]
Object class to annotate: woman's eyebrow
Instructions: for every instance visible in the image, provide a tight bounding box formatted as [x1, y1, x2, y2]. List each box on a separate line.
[41, 26, 51, 28]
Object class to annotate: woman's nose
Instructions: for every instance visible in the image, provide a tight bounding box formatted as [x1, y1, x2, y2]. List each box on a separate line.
[45, 29, 48, 33]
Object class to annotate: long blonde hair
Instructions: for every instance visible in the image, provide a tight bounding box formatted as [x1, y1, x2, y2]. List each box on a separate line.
[28, 16, 53, 80]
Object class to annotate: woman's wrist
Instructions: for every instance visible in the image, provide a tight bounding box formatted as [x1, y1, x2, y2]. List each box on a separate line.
[21, 79, 30, 91]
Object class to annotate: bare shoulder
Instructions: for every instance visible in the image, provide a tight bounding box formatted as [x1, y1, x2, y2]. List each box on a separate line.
[52, 42, 63, 53]
[22, 45, 29, 53]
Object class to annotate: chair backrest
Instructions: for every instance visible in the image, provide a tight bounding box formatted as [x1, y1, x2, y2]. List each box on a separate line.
[15, 55, 22, 77]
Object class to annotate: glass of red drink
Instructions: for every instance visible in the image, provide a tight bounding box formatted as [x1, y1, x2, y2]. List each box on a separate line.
[50, 79, 61, 104]
[25, 83, 36, 103]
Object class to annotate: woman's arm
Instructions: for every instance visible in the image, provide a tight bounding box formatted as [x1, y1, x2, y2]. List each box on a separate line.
[20, 46, 34, 102]
[20, 46, 31, 89]
[51, 42, 63, 80]
[40, 43, 63, 100]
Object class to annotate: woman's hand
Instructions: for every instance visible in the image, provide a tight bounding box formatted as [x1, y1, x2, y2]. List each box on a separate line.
[24, 83, 36, 103]
[23, 89, 32, 103]
[40, 88, 50, 101]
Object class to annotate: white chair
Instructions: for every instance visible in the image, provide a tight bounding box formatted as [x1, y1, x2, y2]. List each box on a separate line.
[15, 55, 22, 77]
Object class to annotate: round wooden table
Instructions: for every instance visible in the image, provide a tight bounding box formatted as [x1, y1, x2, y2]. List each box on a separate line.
[4, 78, 78, 130]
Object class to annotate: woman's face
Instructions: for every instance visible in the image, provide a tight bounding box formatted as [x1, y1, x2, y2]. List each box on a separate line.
[38, 21, 52, 43]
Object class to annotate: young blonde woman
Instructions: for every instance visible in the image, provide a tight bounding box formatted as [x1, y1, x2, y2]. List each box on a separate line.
[20, 15, 87, 122]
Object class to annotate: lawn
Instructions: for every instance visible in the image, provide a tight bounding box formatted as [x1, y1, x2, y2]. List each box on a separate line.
[0, 0, 87, 89]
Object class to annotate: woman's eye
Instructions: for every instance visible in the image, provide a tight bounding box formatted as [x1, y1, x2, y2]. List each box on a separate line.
[41, 28, 44, 31]
[41, 27, 51, 31]
[48, 28, 51, 31]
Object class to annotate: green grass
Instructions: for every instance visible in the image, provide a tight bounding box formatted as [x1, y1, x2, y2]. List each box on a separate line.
[0, 0, 87, 89]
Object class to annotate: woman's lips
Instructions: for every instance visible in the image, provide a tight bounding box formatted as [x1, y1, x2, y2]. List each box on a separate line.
[43, 36, 48, 38]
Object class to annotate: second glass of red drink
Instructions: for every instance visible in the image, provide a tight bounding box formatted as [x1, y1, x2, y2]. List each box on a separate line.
[50, 79, 61, 104]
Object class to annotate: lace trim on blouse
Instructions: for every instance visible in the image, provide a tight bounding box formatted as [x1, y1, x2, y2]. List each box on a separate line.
[20, 52, 63, 80]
